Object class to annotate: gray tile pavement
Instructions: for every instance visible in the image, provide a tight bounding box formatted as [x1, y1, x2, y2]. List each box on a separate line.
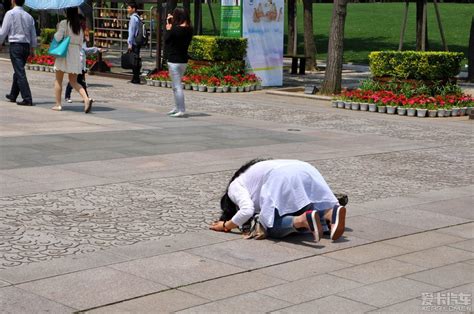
[0, 61, 472, 312]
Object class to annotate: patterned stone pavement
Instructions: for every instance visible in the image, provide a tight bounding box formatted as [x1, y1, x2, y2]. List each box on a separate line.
[0, 60, 472, 312]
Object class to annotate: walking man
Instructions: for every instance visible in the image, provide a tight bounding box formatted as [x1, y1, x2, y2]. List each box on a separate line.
[0, 0, 37, 106]
[127, 1, 142, 84]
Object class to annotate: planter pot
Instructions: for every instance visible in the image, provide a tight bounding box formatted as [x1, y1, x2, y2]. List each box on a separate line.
[153, 80, 160, 87]
[466, 107, 473, 116]
[444, 109, 452, 117]
[230, 86, 238, 93]
[50, 66, 56, 72]
[406, 108, 416, 117]
[216, 86, 223, 93]
[26, 64, 31, 70]
[237, 86, 245, 92]
[397, 107, 407, 115]
[360, 103, 369, 111]
[337, 101, 345, 108]
[437, 109, 446, 117]
[33, 65, 39, 71]
[451, 108, 460, 116]
[251, 84, 256, 91]
[344, 102, 352, 109]
[198, 85, 207, 92]
[332, 101, 338, 108]
[192, 84, 199, 91]
[39, 65, 45, 71]
[460, 107, 467, 116]
[207, 86, 216, 93]
[377, 106, 387, 113]
[146, 79, 153, 86]
[255, 84, 263, 90]
[244, 85, 251, 92]
[368, 103, 377, 112]
[386, 106, 397, 114]
[184, 83, 192, 90]
[351, 102, 360, 110]
[416, 108, 427, 117]
[222, 86, 230, 93]
[428, 110, 437, 117]
[166, 81, 173, 88]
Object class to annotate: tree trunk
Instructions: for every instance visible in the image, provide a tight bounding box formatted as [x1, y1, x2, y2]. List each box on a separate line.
[303, 0, 317, 70]
[416, 0, 428, 51]
[320, 0, 348, 95]
[469, 17, 474, 82]
[287, 0, 297, 55]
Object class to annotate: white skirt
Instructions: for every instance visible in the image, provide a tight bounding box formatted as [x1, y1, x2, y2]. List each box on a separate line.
[54, 43, 82, 74]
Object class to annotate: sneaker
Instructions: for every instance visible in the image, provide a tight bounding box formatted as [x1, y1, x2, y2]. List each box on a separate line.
[65, 98, 73, 103]
[167, 108, 178, 115]
[305, 210, 323, 242]
[169, 111, 185, 118]
[330, 205, 346, 241]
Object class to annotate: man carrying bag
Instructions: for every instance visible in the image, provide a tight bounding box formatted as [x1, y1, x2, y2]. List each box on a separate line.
[125, 1, 142, 84]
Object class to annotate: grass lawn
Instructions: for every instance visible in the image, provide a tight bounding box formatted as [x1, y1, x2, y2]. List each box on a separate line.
[199, 2, 472, 65]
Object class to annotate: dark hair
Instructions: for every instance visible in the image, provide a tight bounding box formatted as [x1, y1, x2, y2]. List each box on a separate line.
[171, 7, 192, 28]
[66, 7, 81, 35]
[127, 1, 138, 10]
[219, 158, 272, 221]
[15, 0, 25, 6]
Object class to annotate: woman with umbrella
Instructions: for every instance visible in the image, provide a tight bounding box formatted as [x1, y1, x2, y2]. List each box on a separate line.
[51, 6, 92, 113]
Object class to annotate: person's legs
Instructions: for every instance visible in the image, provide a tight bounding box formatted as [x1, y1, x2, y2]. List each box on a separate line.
[77, 72, 89, 97]
[131, 45, 141, 83]
[53, 70, 65, 109]
[68, 73, 90, 112]
[168, 62, 187, 114]
[10, 43, 33, 103]
[64, 83, 73, 100]
[266, 209, 298, 239]
[267, 206, 323, 241]
[321, 205, 346, 241]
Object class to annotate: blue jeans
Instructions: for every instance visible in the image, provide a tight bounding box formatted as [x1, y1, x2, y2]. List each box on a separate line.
[9, 43, 32, 103]
[167, 62, 187, 113]
[266, 204, 329, 239]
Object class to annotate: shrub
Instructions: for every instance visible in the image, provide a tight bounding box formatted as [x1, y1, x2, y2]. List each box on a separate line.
[369, 51, 463, 80]
[39, 28, 56, 45]
[188, 36, 247, 61]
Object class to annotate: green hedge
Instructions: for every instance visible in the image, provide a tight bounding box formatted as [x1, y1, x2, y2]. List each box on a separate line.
[39, 28, 56, 45]
[368, 51, 464, 81]
[188, 36, 247, 61]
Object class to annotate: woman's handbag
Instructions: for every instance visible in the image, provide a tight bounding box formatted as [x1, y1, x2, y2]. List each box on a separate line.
[243, 214, 267, 240]
[48, 36, 70, 57]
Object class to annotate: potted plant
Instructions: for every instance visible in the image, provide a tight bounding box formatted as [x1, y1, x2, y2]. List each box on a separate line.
[427, 103, 438, 117]
[351, 101, 360, 110]
[182, 75, 192, 90]
[377, 103, 387, 113]
[206, 76, 220, 93]
[416, 106, 427, 117]
[406, 107, 416, 117]
[368, 101, 377, 112]
[397, 106, 407, 116]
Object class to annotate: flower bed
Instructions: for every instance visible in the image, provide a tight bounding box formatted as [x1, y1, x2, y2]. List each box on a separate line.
[26, 53, 112, 73]
[333, 79, 473, 118]
[145, 68, 262, 93]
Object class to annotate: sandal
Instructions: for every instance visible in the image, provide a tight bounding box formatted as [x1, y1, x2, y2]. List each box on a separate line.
[51, 105, 62, 111]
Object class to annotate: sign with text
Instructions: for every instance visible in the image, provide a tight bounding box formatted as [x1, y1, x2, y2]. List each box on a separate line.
[242, 0, 284, 86]
[221, 0, 241, 37]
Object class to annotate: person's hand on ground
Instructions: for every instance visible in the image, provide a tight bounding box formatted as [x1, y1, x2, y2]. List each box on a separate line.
[210, 221, 228, 232]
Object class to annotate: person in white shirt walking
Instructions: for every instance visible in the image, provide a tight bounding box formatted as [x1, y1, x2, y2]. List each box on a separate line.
[210, 158, 347, 242]
[0, 0, 37, 106]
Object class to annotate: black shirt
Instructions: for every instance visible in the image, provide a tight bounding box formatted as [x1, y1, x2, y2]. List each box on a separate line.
[164, 25, 193, 63]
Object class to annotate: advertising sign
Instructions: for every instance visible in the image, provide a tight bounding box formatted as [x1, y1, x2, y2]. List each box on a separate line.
[221, 0, 241, 38]
[242, 0, 284, 86]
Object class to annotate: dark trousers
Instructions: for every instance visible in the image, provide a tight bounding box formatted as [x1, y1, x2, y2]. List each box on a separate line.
[9, 43, 32, 103]
[132, 45, 141, 83]
[65, 71, 88, 99]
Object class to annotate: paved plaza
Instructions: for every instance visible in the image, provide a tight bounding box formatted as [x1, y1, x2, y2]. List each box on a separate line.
[0, 60, 473, 313]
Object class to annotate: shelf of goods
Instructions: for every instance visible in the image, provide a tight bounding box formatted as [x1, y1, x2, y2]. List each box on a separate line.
[93, 6, 155, 56]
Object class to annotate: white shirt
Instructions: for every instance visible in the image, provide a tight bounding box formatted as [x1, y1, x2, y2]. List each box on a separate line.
[228, 160, 338, 228]
[0, 6, 37, 46]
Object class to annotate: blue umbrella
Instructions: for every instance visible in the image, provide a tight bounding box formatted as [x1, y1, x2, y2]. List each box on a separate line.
[25, 0, 84, 10]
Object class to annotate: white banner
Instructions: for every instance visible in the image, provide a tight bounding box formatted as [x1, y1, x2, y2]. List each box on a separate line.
[242, 0, 284, 86]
